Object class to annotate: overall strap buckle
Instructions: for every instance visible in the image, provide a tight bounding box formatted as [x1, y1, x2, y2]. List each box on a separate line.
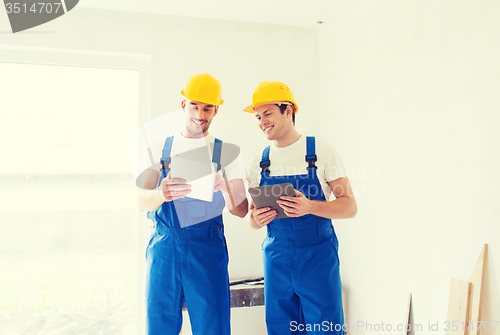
[160, 157, 171, 171]
[260, 145, 271, 174]
[260, 160, 270, 173]
[158, 136, 175, 186]
[305, 136, 317, 169]
[305, 154, 317, 169]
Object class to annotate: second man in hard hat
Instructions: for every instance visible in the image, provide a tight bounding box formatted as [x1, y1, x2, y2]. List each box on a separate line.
[137, 73, 248, 335]
[245, 81, 357, 334]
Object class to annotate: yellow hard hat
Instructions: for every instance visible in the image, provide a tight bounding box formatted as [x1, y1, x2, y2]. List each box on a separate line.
[243, 81, 298, 113]
[181, 73, 224, 106]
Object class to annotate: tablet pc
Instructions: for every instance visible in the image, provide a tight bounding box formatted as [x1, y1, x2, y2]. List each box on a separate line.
[248, 183, 296, 219]
[170, 155, 217, 202]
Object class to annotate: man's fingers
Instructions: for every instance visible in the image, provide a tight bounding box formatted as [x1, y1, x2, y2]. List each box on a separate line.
[283, 209, 299, 215]
[250, 207, 276, 227]
[259, 218, 272, 227]
[283, 206, 300, 216]
[255, 207, 272, 215]
[280, 196, 299, 203]
[163, 189, 191, 198]
[214, 178, 228, 192]
[253, 208, 275, 219]
[162, 189, 191, 202]
[164, 183, 191, 191]
[169, 194, 189, 201]
[258, 213, 276, 226]
[257, 210, 276, 220]
[165, 178, 188, 185]
[256, 210, 276, 225]
[163, 172, 187, 185]
[277, 201, 296, 210]
[166, 189, 191, 195]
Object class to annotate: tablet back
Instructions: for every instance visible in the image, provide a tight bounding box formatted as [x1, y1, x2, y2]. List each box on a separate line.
[248, 183, 296, 219]
[170, 154, 216, 202]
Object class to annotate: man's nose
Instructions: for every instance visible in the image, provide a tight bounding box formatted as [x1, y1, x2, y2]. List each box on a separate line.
[259, 117, 267, 128]
[196, 109, 204, 120]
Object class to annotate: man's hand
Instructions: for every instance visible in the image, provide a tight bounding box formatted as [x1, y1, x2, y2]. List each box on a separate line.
[214, 172, 228, 193]
[160, 172, 191, 202]
[250, 202, 276, 227]
[216, 172, 248, 218]
[277, 190, 312, 217]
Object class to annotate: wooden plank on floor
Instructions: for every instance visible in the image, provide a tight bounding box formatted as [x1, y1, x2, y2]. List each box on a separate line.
[468, 244, 488, 335]
[446, 278, 471, 335]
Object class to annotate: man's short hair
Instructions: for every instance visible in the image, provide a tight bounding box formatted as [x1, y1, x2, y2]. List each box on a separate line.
[277, 104, 295, 125]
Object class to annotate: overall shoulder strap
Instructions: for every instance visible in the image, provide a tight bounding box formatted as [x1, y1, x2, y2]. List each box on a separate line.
[158, 135, 174, 185]
[212, 138, 222, 172]
[305, 136, 317, 169]
[260, 146, 271, 175]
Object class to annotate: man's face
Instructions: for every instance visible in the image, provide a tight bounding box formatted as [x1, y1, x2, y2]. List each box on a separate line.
[254, 103, 291, 141]
[181, 99, 218, 137]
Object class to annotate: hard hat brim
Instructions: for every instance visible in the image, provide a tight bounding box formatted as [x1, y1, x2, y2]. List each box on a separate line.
[181, 91, 224, 106]
[243, 102, 298, 114]
[243, 104, 255, 113]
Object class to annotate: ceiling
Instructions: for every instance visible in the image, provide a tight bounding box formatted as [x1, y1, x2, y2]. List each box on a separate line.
[78, 0, 351, 28]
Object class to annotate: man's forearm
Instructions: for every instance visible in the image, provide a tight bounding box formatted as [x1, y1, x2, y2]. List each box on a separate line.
[221, 179, 248, 218]
[221, 190, 248, 218]
[227, 198, 249, 218]
[138, 188, 164, 212]
[309, 196, 357, 219]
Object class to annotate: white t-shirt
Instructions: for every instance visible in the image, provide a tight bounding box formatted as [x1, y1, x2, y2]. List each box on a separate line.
[139, 132, 246, 184]
[247, 136, 346, 200]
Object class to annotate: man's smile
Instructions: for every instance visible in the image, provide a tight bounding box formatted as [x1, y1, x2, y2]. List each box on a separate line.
[262, 124, 274, 134]
[192, 119, 206, 126]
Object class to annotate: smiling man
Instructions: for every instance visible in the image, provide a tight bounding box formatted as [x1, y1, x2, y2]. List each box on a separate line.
[137, 73, 248, 335]
[245, 81, 357, 335]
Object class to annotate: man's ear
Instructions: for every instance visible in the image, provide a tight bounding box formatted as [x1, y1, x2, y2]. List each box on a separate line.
[213, 106, 219, 117]
[181, 99, 186, 112]
[286, 105, 293, 118]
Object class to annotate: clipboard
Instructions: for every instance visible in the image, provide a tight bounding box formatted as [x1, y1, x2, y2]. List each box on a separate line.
[248, 183, 296, 219]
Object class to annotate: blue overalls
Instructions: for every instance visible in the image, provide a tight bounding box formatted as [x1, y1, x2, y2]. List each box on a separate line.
[145, 136, 230, 335]
[259, 137, 344, 335]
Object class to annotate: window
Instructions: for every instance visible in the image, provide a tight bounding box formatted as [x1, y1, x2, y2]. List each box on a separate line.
[0, 50, 150, 335]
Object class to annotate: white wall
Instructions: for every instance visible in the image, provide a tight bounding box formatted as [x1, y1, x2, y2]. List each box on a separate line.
[319, 0, 500, 333]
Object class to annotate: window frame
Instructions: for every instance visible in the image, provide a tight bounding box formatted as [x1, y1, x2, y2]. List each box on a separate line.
[0, 45, 151, 335]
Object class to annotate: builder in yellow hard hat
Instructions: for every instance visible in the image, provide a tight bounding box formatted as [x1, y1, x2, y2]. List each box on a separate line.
[138, 73, 248, 335]
[245, 81, 357, 335]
